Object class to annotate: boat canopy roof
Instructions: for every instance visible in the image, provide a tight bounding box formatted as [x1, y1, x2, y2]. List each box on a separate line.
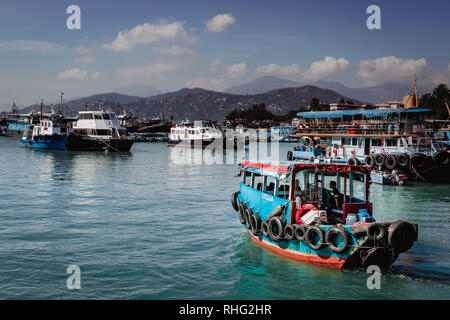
[240, 160, 371, 180]
[297, 108, 431, 119]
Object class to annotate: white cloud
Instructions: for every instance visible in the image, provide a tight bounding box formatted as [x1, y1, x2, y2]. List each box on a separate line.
[102, 20, 194, 52]
[210, 58, 222, 73]
[205, 14, 236, 33]
[153, 45, 194, 55]
[0, 40, 65, 54]
[255, 64, 301, 76]
[117, 62, 177, 82]
[226, 62, 247, 79]
[75, 56, 94, 64]
[357, 56, 429, 86]
[185, 77, 228, 91]
[91, 72, 104, 80]
[303, 56, 349, 80]
[433, 63, 450, 86]
[57, 68, 88, 80]
[75, 45, 92, 54]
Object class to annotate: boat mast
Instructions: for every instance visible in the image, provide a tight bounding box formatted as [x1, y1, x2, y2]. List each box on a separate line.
[60, 92, 64, 115]
[414, 74, 419, 108]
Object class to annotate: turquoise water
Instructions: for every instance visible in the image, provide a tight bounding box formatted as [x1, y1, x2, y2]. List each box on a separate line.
[0, 137, 449, 299]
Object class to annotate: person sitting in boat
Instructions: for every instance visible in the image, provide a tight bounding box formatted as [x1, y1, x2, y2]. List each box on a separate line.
[294, 179, 303, 197]
[322, 181, 343, 214]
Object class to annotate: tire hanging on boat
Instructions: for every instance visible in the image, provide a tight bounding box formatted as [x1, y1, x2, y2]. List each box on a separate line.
[365, 155, 375, 169]
[384, 155, 397, 170]
[397, 154, 409, 167]
[374, 153, 385, 166]
[294, 225, 307, 242]
[245, 208, 253, 228]
[261, 220, 269, 238]
[238, 203, 247, 224]
[250, 213, 261, 235]
[347, 158, 360, 166]
[433, 150, 449, 166]
[284, 224, 295, 240]
[366, 223, 386, 241]
[287, 150, 293, 161]
[231, 191, 240, 212]
[305, 226, 325, 250]
[387, 220, 417, 253]
[325, 226, 350, 253]
[268, 216, 284, 242]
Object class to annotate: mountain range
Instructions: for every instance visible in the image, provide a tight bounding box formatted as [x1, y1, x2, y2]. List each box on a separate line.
[21, 85, 357, 120]
[224, 76, 421, 104]
[17, 75, 435, 120]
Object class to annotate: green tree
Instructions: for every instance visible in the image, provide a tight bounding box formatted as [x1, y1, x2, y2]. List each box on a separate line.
[419, 83, 450, 119]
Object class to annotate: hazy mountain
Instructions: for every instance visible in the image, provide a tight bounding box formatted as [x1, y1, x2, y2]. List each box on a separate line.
[113, 84, 161, 97]
[225, 76, 302, 95]
[117, 85, 358, 120]
[224, 76, 429, 104]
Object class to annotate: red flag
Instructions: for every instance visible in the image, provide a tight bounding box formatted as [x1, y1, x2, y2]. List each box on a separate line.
[160, 99, 163, 105]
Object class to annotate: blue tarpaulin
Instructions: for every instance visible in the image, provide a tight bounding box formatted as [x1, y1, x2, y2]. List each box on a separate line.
[297, 108, 431, 119]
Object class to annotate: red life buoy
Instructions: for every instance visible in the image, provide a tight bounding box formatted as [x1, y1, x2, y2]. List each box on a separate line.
[295, 204, 318, 224]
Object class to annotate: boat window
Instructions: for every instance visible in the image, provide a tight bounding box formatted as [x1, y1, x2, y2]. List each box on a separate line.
[341, 138, 351, 145]
[80, 113, 94, 120]
[94, 114, 102, 120]
[371, 138, 382, 146]
[351, 138, 358, 146]
[264, 177, 276, 195]
[252, 173, 263, 190]
[385, 138, 397, 147]
[103, 113, 110, 120]
[96, 129, 109, 135]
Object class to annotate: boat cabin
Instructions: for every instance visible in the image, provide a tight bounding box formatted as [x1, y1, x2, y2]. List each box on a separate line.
[73, 111, 128, 139]
[239, 161, 372, 225]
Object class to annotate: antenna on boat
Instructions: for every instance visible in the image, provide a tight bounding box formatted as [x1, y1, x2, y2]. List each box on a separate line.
[40, 99, 43, 120]
[60, 92, 64, 115]
[414, 74, 419, 108]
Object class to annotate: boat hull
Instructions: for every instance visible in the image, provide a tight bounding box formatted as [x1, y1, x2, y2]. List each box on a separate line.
[66, 135, 133, 152]
[21, 137, 67, 150]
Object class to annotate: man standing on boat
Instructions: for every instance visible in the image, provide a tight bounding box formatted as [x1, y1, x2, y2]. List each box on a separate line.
[322, 181, 342, 213]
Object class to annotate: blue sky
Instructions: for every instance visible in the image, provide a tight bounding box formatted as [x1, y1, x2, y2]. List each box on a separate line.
[0, 0, 449, 107]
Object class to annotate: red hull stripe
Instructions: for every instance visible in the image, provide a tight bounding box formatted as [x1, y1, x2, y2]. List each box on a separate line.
[241, 161, 371, 175]
[247, 230, 347, 269]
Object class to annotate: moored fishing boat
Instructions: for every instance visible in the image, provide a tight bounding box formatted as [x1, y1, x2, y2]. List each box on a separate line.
[231, 161, 418, 269]
[21, 119, 69, 150]
[68, 111, 134, 152]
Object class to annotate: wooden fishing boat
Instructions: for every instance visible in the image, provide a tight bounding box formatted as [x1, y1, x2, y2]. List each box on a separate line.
[231, 161, 418, 269]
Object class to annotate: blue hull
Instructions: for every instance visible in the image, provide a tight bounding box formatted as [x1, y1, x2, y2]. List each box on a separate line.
[21, 137, 67, 150]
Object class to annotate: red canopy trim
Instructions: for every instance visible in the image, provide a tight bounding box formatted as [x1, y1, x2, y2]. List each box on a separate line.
[240, 161, 371, 175]
[240, 161, 290, 173]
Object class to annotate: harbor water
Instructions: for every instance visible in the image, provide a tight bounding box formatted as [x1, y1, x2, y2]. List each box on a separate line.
[0, 137, 449, 299]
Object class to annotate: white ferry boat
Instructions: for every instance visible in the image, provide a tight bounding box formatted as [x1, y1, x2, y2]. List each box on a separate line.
[169, 120, 237, 148]
[68, 111, 134, 152]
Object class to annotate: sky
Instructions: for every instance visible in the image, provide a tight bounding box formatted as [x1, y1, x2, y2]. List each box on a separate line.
[0, 0, 449, 108]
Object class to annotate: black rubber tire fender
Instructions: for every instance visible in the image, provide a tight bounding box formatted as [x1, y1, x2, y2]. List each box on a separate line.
[397, 154, 409, 167]
[305, 225, 325, 250]
[385, 155, 397, 170]
[245, 208, 253, 228]
[365, 155, 375, 169]
[294, 225, 307, 242]
[261, 220, 269, 238]
[250, 213, 262, 235]
[374, 153, 385, 166]
[284, 224, 295, 240]
[347, 158, 357, 166]
[387, 220, 417, 253]
[325, 226, 350, 253]
[268, 216, 284, 242]
[287, 150, 293, 161]
[231, 191, 240, 212]
[433, 150, 449, 166]
[367, 223, 387, 241]
[238, 203, 246, 224]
